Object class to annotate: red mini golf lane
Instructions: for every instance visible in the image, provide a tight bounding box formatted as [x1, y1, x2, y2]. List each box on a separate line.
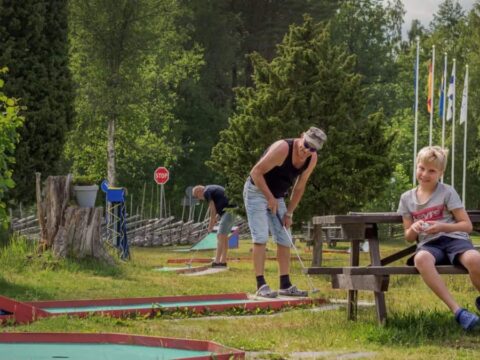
[0, 332, 244, 360]
[0, 293, 324, 325]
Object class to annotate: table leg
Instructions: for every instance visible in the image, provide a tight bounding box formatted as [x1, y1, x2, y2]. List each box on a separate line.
[312, 224, 323, 267]
[368, 224, 387, 325]
[347, 240, 360, 320]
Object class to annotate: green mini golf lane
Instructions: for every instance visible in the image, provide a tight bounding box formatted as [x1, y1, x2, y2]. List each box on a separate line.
[0, 343, 211, 360]
[0, 333, 244, 359]
[44, 298, 252, 314]
[0, 293, 321, 325]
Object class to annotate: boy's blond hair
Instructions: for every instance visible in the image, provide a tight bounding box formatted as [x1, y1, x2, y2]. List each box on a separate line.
[416, 146, 449, 172]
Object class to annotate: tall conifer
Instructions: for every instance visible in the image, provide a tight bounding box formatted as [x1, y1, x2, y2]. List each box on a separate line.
[0, 0, 73, 202]
[209, 17, 392, 219]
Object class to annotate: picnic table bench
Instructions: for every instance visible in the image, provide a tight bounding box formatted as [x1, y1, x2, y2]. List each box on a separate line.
[306, 211, 480, 324]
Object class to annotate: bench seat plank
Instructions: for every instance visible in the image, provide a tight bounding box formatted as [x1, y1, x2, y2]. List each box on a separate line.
[307, 265, 467, 275]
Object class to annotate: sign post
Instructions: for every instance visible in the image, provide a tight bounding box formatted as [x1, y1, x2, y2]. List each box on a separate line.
[154, 167, 169, 218]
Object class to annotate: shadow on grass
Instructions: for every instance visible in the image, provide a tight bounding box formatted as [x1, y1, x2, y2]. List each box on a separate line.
[1, 235, 125, 281]
[0, 276, 52, 300]
[363, 310, 480, 348]
[63, 256, 125, 278]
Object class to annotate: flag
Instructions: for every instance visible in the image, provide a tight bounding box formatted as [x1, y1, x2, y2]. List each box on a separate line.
[427, 63, 433, 113]
[438, 74, 444, 118]
[446, 62, 456, 121]
[460, 67, 468, 124]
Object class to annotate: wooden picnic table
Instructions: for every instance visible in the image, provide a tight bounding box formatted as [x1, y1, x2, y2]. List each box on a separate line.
[307, 211, 480, 324]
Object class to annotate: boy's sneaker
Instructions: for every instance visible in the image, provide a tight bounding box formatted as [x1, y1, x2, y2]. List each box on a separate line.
[255, 284, 278, 298]
[475, 296, 480, 312]
[455, 308, 479, 331]
[278, 285, 308, 297]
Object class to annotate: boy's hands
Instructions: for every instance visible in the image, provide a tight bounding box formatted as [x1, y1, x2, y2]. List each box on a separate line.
[422, 221, 444, 234]
[411, 220, 444, 235]
[410, 220, 425, 234]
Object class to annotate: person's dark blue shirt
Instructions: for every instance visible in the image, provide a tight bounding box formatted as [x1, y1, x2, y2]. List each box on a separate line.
[203, 185, 232, 215]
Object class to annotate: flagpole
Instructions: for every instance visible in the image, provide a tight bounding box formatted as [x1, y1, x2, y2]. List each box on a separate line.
[462, 65, 468, 204]
[441, 53, 447, 183]
[413, 36, 420, 186]
[429, 45, 435, 146]
[451, 58, 456, 188]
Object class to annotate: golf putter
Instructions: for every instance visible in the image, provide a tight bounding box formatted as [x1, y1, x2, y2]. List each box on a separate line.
[275, 213, 319, 294]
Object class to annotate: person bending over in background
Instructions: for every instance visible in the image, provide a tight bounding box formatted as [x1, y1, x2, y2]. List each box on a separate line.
[193, 184, 235, 268]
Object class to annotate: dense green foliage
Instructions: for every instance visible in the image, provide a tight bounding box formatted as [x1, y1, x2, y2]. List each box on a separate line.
[0, 69, 24, 228]
[3, 0, 480, 218]
[64, 0, 203, 191]
[209, 18, 393, 219]
[0, 0, 74, 203]
[330, 0, 405, 118]
[172, 0, 341, 204]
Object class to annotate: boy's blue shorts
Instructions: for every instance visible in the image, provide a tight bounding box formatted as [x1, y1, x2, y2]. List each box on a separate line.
[408, 236, 475, 266]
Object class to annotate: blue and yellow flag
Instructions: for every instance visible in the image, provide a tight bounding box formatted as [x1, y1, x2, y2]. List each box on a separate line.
[438, 75, 444, 118]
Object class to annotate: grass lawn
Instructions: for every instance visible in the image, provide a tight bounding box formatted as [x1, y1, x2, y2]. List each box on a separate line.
[1, 233, 480, 359]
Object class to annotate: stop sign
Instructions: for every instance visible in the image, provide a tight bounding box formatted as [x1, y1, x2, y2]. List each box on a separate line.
[154, 167, 169, 185]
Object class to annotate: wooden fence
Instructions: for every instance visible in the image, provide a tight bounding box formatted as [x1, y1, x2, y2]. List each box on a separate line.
[10, 213, 250, 247]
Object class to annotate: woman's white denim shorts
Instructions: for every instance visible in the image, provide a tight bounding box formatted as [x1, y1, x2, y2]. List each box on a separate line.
[243, 179, 291, 247]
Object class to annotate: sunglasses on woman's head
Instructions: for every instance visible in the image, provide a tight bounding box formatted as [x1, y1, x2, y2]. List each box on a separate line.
[303, 140, 317, 152]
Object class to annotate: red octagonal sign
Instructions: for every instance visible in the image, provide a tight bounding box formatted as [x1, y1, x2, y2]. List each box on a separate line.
[154, 167, 169, 185]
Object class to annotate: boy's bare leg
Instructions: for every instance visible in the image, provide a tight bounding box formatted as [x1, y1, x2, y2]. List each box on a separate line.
[458, 250, 480, 291]
[414, 250, 460, 313]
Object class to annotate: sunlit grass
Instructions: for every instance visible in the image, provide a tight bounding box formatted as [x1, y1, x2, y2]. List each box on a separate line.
[1, 234, 480, 358]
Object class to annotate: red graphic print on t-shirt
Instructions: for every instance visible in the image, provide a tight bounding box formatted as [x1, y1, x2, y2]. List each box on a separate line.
[411, 204, 444, 222]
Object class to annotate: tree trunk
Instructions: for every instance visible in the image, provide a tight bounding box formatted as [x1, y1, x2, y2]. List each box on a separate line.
[53, 207, 114, 264]
[36, 174, 113, 264]
[35, 173, 48, 246]
[42, 174, 72, 247]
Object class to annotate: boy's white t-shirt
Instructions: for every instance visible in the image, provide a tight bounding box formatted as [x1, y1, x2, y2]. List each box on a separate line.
[397, 182, 469, 246]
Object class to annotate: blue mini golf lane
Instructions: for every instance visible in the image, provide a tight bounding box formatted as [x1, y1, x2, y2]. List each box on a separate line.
[44, 298, 253, 314]
[0, 343, 211, 360]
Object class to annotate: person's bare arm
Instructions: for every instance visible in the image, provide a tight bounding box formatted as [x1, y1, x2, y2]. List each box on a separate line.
[283, 153, 318, 228]
[207, 201, 217, 232]
[424, 208, 473, 234]
[402, 216, 423, 243]
[250, 140, 288, 214]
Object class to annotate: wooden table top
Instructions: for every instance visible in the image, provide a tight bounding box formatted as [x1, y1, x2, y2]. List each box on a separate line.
[312, 211, 480, 225]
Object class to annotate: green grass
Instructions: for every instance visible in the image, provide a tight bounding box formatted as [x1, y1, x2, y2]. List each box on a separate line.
[1, 235, 480, 359]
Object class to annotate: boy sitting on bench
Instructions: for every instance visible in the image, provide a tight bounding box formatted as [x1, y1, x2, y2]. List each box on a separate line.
[398, 146, 480, 331]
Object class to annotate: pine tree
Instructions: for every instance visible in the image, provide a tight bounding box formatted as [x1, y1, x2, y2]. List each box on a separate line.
[0, 0, 74, 203]
[172, 0, 341, 202]
[208, 17, 392, 219]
